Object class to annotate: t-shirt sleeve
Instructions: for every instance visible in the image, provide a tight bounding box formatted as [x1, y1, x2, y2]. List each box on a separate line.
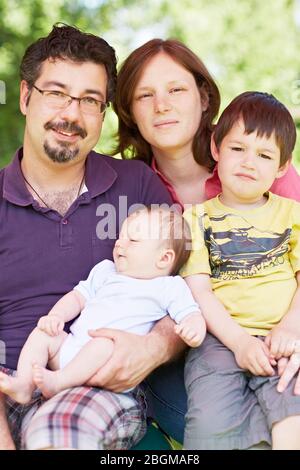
[270, 164, 300, 203]
[74, 259, 115, 301]
[164, 276, 200, 324]
[289, 202, 300, 273]
[180, 205, 211, 278]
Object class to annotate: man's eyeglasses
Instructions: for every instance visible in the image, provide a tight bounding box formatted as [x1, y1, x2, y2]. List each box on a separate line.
[32, 85, 109, 115]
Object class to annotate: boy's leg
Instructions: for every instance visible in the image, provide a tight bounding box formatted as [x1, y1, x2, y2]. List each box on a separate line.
[33, 337, 114, 399]
[250, 358, 300, 450]
[24, 386, 147, 450]
[0, 328, 67, 403]
[272, 415, 300, 450]
[184, 333, 271, 450]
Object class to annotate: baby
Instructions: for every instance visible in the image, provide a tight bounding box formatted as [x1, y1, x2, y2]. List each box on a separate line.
[0, 207, 205, 402]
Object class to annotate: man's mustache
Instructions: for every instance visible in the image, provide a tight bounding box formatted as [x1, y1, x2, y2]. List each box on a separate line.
[44, 121, 87, 139]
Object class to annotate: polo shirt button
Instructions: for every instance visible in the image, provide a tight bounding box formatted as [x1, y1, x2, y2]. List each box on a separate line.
[62, 219, 68, 225]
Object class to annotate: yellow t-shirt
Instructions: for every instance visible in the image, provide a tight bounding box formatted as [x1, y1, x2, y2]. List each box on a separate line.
[181, 193, 300, 336]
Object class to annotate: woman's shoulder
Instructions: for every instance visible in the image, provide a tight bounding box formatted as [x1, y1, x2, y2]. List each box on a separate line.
[270, 164, 300, 202]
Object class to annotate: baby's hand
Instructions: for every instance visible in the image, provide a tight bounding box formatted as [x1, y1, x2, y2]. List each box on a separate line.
[174, 312, 206, 347]
[37, 314, 65, 336]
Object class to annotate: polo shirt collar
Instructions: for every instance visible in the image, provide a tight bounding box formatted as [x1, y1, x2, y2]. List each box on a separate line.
[3, 148, 118, 206]
[84, 150, 117, 198]
[3, 148, 32, 206]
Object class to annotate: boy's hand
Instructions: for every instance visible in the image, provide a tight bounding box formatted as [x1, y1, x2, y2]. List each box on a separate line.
[37, 314, 64, 336]
[174, 312, 206, 347]
[265, 325, 299, 360]
[233, 335, 275, 376]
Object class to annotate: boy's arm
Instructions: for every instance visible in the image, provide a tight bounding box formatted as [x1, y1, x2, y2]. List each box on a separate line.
[185, 274, 275, 376]
[87, 315, 187, 392]
[265, 271, 300, 359]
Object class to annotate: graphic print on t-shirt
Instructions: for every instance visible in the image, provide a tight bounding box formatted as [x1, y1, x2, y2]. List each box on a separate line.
[199, 212, 291, 280]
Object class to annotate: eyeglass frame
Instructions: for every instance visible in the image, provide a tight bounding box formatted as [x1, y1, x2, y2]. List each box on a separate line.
[32, 84, 109, 114]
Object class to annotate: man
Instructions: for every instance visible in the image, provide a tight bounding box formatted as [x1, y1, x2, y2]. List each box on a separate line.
[0, 24, 181, 450]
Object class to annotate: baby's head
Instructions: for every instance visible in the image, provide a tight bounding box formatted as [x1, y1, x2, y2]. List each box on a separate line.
[113, 207, 191, 279]
[211, 91, 296, 202]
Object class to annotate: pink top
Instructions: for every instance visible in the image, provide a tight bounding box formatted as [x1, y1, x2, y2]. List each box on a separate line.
[151, 159, 300, 208]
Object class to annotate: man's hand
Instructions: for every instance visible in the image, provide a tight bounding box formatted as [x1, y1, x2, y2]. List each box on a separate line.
[87, 328, 167, 392]
[37, 315, 64, 336]
[174, 312, 206, 347]
[233, 335, 275, 376]
[265, 325, 299, 360]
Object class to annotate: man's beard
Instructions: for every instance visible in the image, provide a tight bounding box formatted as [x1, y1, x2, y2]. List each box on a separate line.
[44, 140, 80, 163]
[43, 120, 87, 163]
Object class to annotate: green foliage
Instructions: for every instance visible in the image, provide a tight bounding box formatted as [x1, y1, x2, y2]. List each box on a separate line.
[162, 0, 300, 165]
[1, 0, 300, 168]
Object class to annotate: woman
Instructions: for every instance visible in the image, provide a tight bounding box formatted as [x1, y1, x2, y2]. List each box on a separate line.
[113, 38, 300, 444]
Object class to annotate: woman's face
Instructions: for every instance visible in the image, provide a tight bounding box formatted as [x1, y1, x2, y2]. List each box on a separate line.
[131, 52, 207, 157]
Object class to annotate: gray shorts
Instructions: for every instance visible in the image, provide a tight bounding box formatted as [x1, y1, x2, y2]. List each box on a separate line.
[184, 333, 300, 450]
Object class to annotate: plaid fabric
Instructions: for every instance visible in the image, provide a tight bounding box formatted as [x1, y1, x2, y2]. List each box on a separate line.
[1, 366, 147, 450]
[1, 366, 45, 449]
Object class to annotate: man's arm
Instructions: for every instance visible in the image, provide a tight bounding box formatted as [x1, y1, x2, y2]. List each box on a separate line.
[87, 315, 186, 392]
[0, 393, 15, 450]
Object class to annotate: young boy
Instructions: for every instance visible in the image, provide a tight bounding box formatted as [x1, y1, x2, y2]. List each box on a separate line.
[179, 91, 300, 450]
[0, 207, 205, 403]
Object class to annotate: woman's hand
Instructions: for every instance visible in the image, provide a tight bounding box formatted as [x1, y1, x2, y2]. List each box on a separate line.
[265, 325, 299, 360]
[276, 345, 300, 394]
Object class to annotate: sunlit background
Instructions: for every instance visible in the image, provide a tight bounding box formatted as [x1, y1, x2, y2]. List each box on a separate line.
[1, 0, 300, 168]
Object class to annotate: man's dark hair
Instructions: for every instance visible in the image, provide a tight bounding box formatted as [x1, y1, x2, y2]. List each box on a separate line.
[20, 23, 117, 102]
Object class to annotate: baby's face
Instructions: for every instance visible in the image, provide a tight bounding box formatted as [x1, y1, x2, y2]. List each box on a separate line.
[215, 119, 285, 206]
[113, 211, 167, 279]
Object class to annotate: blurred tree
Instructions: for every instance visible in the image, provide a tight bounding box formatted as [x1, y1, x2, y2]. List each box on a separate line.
[0, 0, 140, 167]
[161, 0, 300, 164]
[1, 0, 300, 167]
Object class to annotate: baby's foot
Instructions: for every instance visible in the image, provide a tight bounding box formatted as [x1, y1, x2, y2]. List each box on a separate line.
[32, 364, 61, 399]
[0, 371, 33, 403]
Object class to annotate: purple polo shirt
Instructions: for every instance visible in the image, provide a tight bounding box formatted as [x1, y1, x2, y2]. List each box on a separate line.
[0, 149, 173, 370]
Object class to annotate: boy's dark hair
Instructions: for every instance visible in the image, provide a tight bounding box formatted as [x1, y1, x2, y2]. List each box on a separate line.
[213, 91, 296, 166]
[20, 23, 117, 102]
